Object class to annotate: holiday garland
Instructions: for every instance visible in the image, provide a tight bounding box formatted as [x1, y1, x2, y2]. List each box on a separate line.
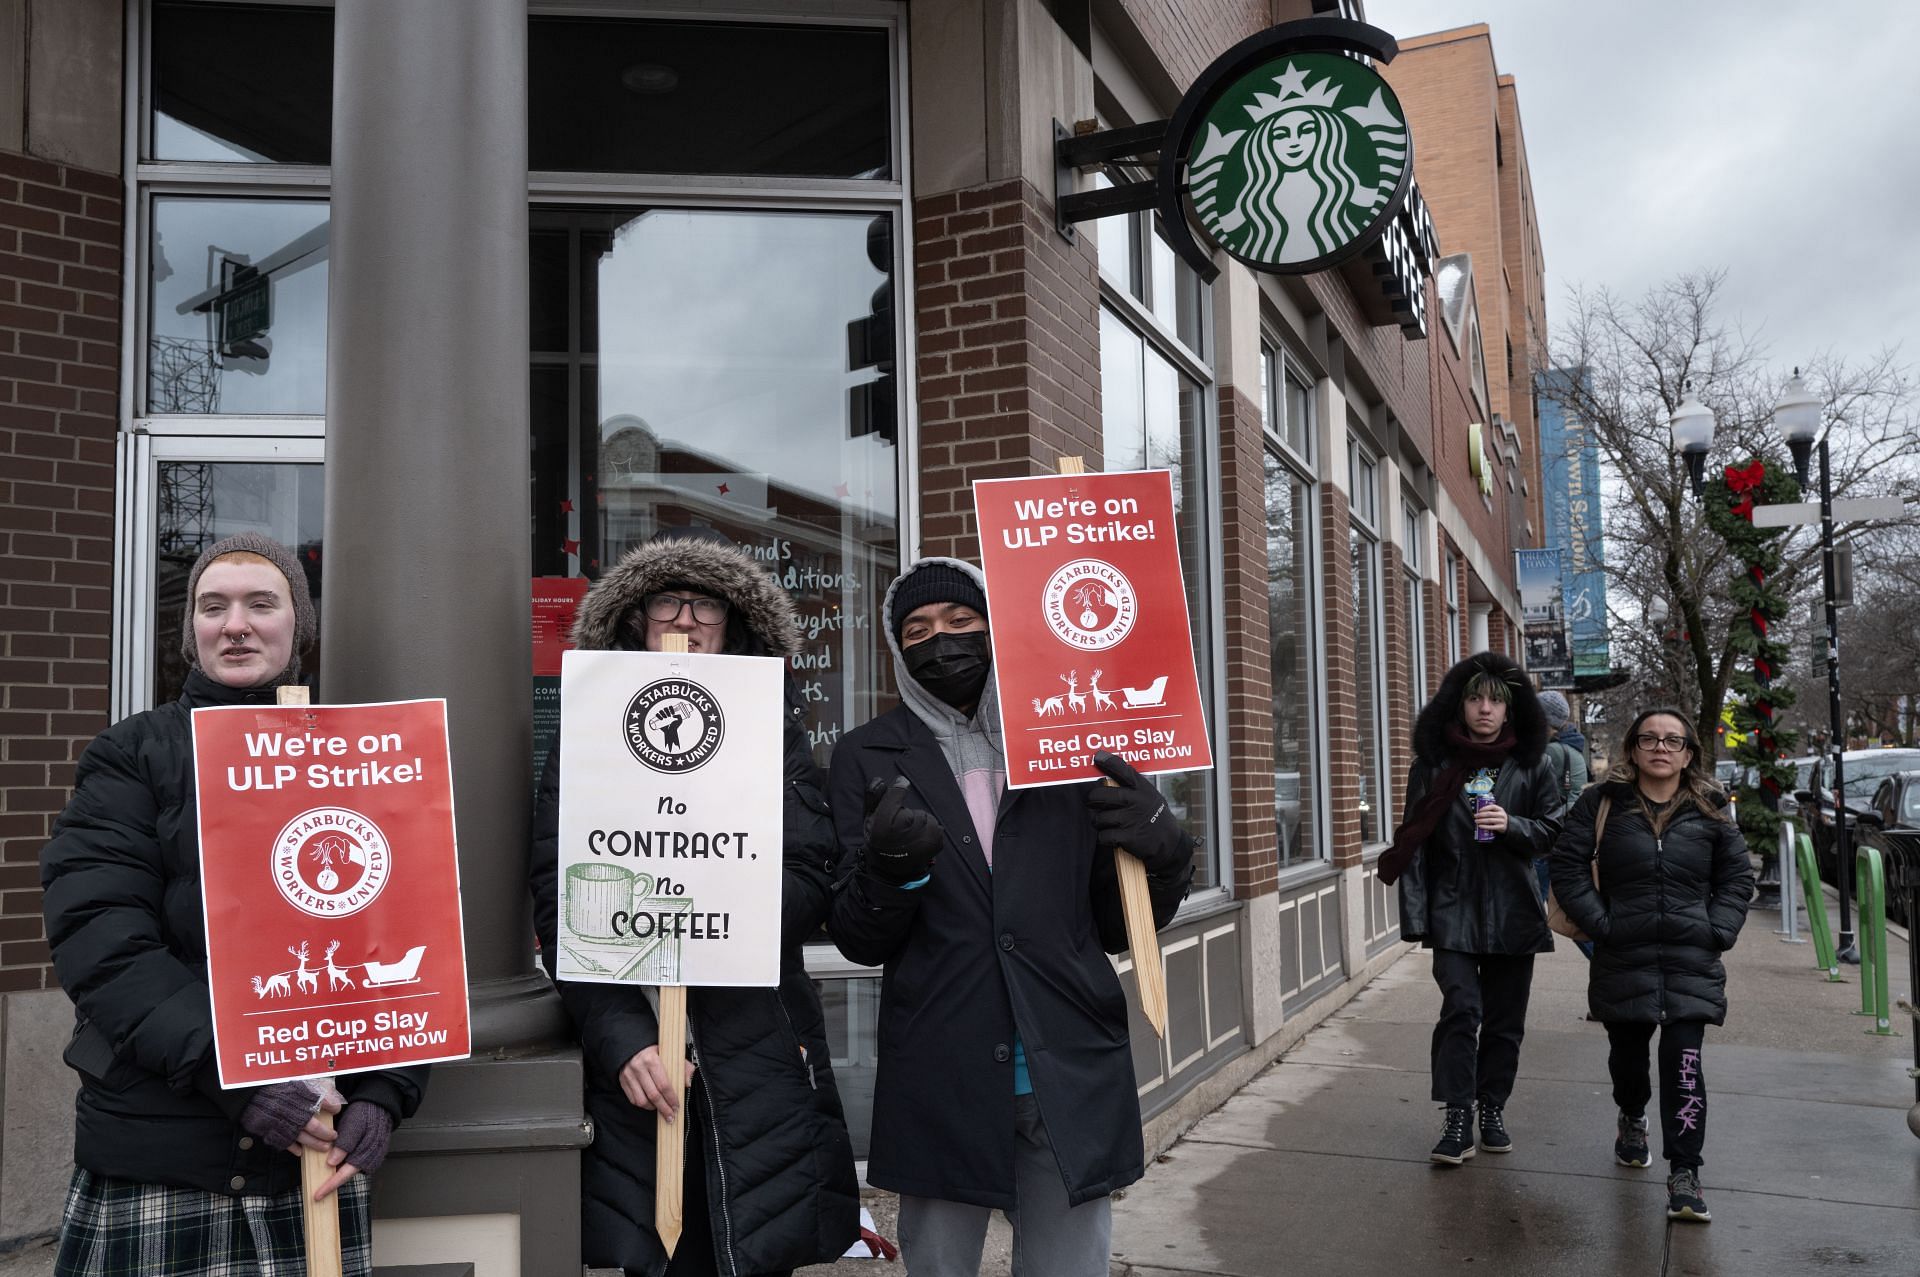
[1703, 458, 1803, 857]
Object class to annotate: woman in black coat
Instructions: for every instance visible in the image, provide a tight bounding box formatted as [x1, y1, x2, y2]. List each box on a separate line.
[1379, 652, 1564, 1166]
[527, 528, 859, 1277]
[41, 533, 422, 1277]
[1550, 707, 1752, 1225]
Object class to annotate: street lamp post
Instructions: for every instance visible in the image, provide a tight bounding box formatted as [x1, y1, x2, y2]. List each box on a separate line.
[1772, 370, 1860, 962]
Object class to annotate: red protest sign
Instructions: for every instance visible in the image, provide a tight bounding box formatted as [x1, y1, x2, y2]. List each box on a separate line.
[974, 470, 1213, 788]
[193, 699, 470, 1087]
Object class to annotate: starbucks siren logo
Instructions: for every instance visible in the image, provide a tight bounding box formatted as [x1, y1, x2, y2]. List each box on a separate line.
[1186, 53, 1409, 270]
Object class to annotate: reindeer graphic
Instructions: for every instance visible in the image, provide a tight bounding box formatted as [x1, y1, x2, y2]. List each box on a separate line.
[1061, 670, 1087, 716]
[1030, 694, 1066, 718]
[289, 941, 319, 996]
[251, 972, 292, 1000]
[324, 939, 357, 992]
[1088, 668, 1116, 712]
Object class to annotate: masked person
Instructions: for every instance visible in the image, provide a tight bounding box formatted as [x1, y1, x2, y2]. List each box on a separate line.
[827, 558, 1195, 1277]
[1378, 652, 1564, 1166]
[1549, 708, 1752, 1223]
[41, 533, 421, 1277]
[528, 527, 859, 1277]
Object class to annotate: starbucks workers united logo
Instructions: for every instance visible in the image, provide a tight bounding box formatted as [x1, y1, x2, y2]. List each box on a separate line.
[1186, 54, 1409, 270]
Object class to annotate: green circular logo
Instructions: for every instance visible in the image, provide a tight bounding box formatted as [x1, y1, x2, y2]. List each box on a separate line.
[1186, 53, 1409, 271]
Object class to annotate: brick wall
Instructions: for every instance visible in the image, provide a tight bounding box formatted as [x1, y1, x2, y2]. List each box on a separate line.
[1218, 384, 1276, 895]
[1116, 0, 1271, 96]
[1380, 539, 1408, 824]
[0, 149, 123, 994]
[1319, 484, 1360, 868]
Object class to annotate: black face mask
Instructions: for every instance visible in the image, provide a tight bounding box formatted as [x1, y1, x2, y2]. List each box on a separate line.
[903, 630, 992, 710]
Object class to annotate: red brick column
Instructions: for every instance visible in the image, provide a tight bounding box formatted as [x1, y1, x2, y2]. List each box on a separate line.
[0, 151, 123, 993]
[1218, 384, 1275, 895]
[1320, 486, 1360, 868]
[1381, 540, 1409, 823]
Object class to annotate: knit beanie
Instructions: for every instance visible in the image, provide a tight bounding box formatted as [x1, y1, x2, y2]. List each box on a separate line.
[1538, 689, 1570, 728]
[889, 561, 988, 641]
[178, 532, 318, 681]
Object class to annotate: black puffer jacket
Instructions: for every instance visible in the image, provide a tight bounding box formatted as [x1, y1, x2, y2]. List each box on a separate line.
[1396, 653, 1564, 955]
[527, 535, 859, 1277]
[1549, 781, 1754, 1024]
[41, 671, 425, 1197]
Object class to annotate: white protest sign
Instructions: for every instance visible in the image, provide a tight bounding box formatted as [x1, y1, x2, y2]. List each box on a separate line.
[555, 649, 783, 987]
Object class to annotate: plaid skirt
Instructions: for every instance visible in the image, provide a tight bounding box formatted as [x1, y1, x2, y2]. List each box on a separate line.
[53, 1168, 373, 1277]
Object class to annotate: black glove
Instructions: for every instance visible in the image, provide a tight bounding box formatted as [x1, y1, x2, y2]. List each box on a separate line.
[239, 1078, 335, 1153]
[329, 1099, 394, 1176]
[862, 776, 944, 886]
[1087, 751, 1191, 876]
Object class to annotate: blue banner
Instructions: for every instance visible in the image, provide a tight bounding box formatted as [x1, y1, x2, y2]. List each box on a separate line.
[1537, 369, 1611, 679]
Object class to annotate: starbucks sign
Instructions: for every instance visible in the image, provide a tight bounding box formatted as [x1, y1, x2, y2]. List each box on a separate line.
[1186, 53, 1410, 272]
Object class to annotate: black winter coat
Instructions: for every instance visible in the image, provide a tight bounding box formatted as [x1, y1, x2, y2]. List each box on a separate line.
[40, 671, 425, 1197]
[1549, 782, 1754, 1025]
[826, 705, 1192, 1210]
[1396, 754, 1565, 955]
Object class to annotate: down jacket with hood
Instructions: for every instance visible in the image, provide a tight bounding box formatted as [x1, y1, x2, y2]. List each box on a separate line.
[1549, 780, 1753, 1024]
[826, 557, 1193, 1211]
[527, 532, 859, 1276]
[1396, 652, 1566, 956]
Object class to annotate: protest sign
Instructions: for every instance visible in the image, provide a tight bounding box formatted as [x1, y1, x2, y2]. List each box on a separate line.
[974, 469, 1214, 789]
[193, 698, 470, 1089]
[553, 648, 783, 988]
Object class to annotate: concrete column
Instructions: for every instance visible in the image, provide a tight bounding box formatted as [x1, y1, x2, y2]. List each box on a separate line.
[1468, 604, 1491, 655]
[325, 4, 584, 1272]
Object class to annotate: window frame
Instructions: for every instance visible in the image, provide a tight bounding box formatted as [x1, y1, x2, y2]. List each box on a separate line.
[1400, 497, 1428, 713]
[1346, 435, 1388, 850]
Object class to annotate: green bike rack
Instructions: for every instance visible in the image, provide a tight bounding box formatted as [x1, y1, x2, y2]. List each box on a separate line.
[1855, 844, 1896, 1036]
[1796, 833, 1842, 981]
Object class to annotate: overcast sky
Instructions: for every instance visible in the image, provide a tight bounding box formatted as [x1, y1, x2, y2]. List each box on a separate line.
[1364, 0, 1920, 375]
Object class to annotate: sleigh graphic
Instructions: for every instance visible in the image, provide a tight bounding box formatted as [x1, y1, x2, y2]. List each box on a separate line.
[361, 945, 428, 988]
[1120, 676, 1169, 709]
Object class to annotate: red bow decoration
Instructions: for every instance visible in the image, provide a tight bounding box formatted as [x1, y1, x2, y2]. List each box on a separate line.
[1731, 494, 1755, 521]
[1725, 459, 1768, 493]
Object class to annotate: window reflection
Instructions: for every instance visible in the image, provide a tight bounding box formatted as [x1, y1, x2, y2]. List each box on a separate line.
[530, 208, 900, 762]
[1265, 451, 1321, 868]
[148, 199, 329, 415]
[151, 1, 333, 164]
[816, 976, 879, 1158]
[1351, 526, 1384, 844]
[154, 461, 323, 703]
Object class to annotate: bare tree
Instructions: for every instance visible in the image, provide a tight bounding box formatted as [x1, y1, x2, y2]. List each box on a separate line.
[1543, 271, 1918, 748]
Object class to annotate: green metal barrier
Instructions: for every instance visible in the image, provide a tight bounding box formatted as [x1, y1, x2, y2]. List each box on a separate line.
[1854, 844, 1895, 1035]
[1796, 833, 1842, 981]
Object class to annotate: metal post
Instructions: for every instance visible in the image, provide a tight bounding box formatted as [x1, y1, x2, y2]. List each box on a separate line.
[1776, 818, 1805, 942]
[1819, 437, 1859, 962]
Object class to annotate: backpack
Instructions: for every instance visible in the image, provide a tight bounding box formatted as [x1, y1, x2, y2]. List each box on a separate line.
[1545, 739, 1576, 806]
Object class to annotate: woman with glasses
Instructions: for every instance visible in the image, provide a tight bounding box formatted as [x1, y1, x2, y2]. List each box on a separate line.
[527, 526, 859, 1277]
[1549, 707, 1753, 1224]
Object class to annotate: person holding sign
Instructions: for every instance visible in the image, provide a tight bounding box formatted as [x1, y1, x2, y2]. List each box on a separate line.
[40, 534, 425, 1277]
[528, 527, 859, 1277]
[1377, 652, 1564, 1167]
[827, 557, 1194, 1277]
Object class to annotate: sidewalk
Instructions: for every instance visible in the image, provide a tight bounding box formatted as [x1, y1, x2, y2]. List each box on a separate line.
[1108, 899, 1918, 1277]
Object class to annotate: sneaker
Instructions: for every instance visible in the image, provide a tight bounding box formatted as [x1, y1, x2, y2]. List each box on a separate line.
[1666, 1168, 1711, 1222]
[1614, 1111, 1651, 1168]
[1431, 1104, 1476, 1165]
[1477, 1099, 1513, 1153]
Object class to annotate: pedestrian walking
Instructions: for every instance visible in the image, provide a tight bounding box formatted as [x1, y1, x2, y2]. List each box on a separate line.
[40, 533, 423, 1277]
[527, 526, 860, 1277]
[1548, 707, 1753, 1223]
[827, 557, 1195, 1277]
[1537, 690, 1595, 963]
[1378, 652, 1564, 1165]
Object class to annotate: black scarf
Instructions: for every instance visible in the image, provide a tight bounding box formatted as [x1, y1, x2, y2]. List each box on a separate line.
[1378, 722, 1516, 885]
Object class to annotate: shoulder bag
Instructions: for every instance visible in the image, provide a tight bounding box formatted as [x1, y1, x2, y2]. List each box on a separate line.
[1545, 796, 1611, 942]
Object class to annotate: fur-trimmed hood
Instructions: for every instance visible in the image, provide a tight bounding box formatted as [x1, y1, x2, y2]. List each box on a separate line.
[570, 534, 801, 658]
[1412, 651, 1548, 768]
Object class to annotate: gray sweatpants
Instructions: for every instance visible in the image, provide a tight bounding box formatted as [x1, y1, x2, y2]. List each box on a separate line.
[896, 1093, 1112, 1277]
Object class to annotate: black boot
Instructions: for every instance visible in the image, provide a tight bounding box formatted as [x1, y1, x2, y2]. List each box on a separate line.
[1431, 1104, 1476, 1165]
[1477, 1098, 1513, 1153]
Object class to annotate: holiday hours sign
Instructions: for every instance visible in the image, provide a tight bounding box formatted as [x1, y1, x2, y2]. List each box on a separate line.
[974, 470, 1214, 788]
[193, 699, 471, 1088]
[554, 650, 783, 988]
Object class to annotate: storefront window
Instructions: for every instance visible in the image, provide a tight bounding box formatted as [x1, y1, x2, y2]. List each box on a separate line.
[147, 198, 330, 416]
[1349, 441, 1386, 845]
[529, 207, 900, 761]
[528, 18, 892, 179]
[150, 1, 334, 164]
[1444, 549, 1462, 667]
[816, 975, 880, 1158]
[1264, 449, 1321, 868]
[1402, 499, 1428, 710]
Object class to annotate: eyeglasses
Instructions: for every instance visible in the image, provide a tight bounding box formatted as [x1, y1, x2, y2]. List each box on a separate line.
[1633, 733, 1691, 752]
[642, 593, 729, 625]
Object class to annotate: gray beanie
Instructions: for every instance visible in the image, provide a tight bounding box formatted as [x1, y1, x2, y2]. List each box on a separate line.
[179, 532, 318, 682]
[1538, 689, 1571, 728]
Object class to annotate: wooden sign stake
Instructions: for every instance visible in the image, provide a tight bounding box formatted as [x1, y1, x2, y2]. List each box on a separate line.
[278, 684, 345, 1277]
[1055, 456, 1168, 1039]
[654, 632, 691, 1258]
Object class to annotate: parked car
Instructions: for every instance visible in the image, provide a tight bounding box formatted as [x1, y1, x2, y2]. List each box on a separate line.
[1780, 755, 1819, 819]
[1798, 748, 1920, 879]
[1853, 772, 1920, 927]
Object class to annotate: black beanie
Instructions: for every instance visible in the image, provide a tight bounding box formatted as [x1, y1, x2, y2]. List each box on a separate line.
[889, 562, 988, 641]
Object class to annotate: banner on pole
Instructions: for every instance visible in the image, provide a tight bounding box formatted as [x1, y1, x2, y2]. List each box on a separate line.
[974, 469, 1213, 789]
[554, 650, 784, 987]
[1515, 547, 1574, 688]
[194, 699, 470, 1088]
